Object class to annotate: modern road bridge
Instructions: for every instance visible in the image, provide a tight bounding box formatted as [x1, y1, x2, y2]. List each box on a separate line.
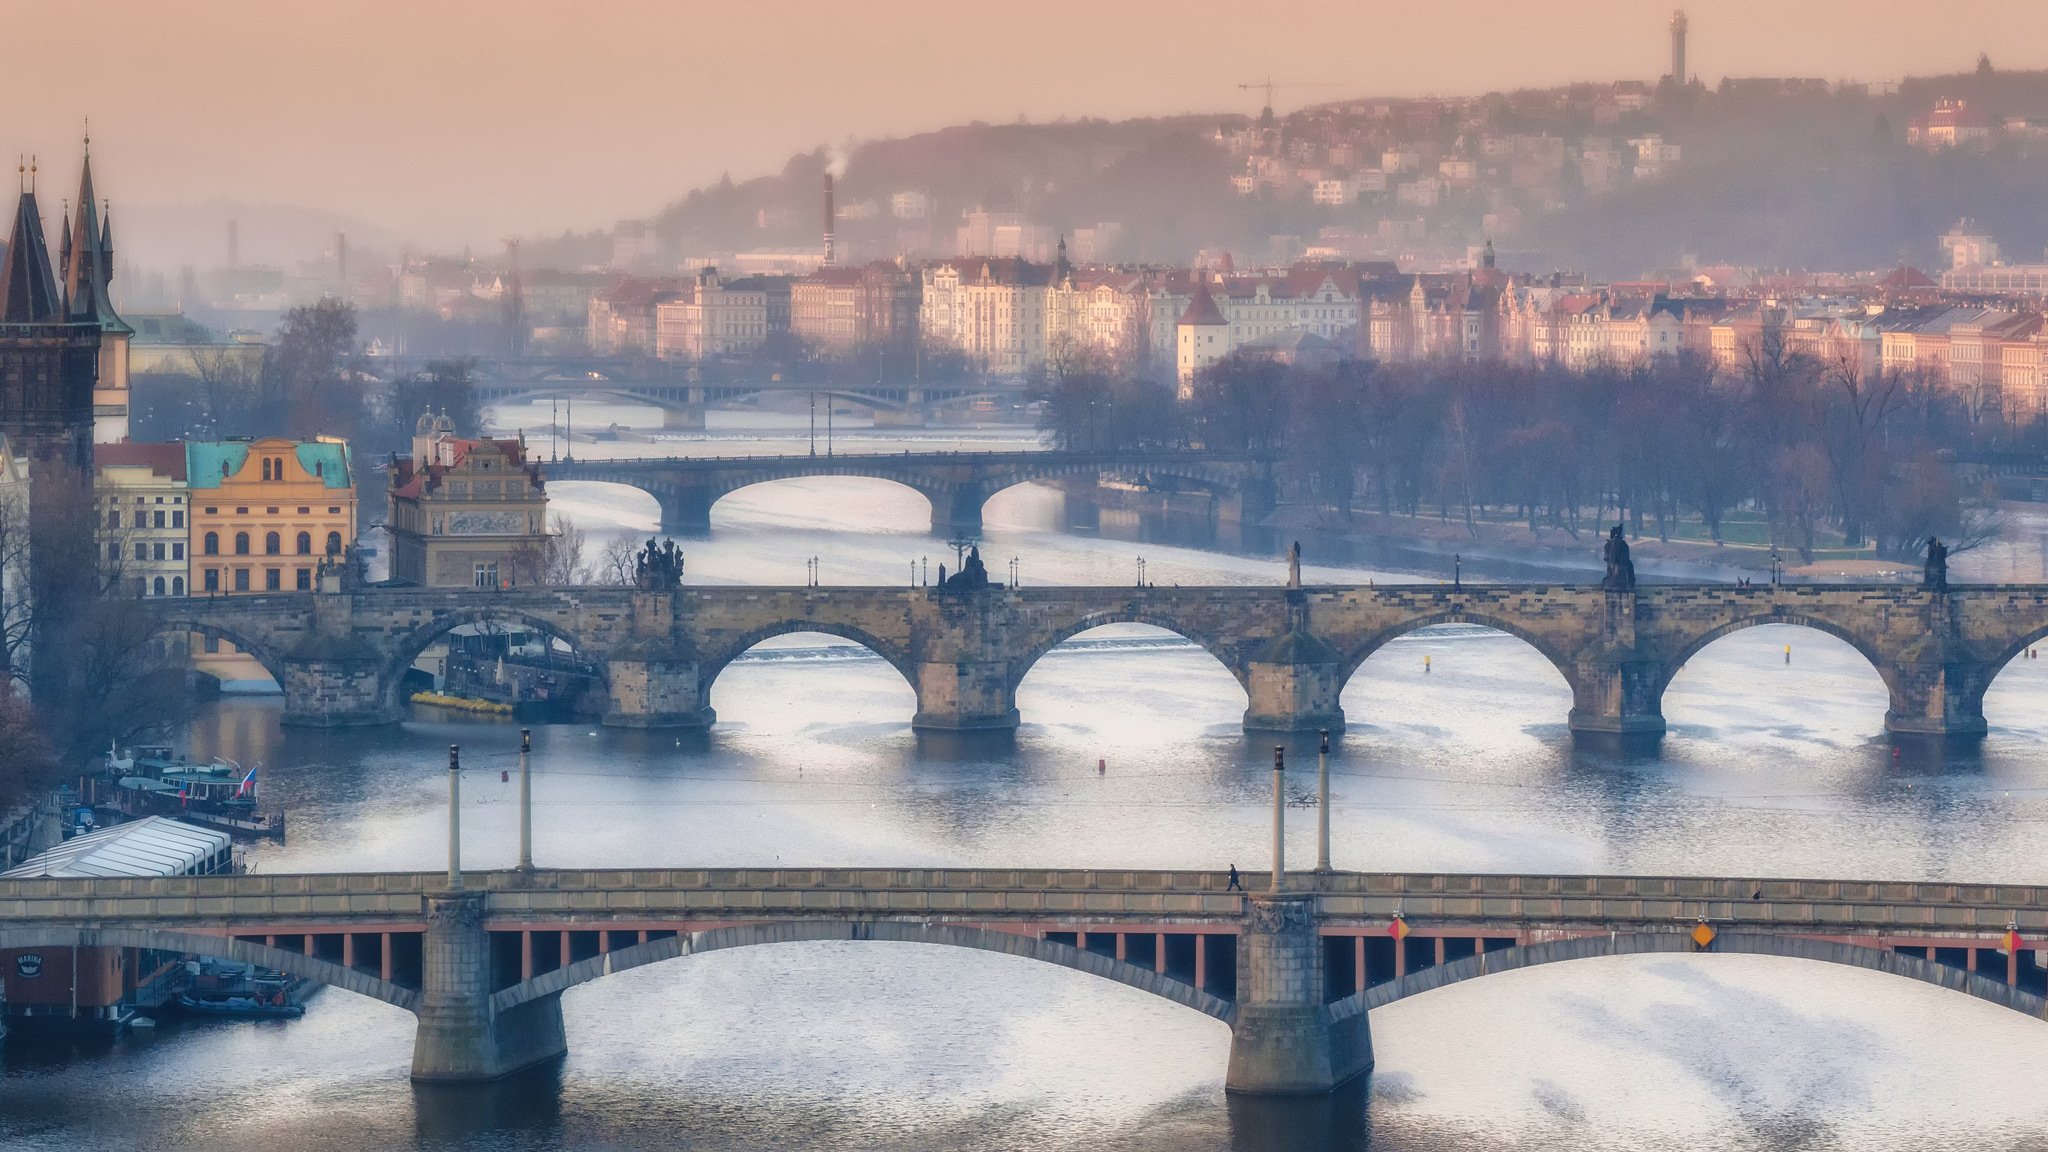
[545, 450, 1274, 533]
[145, 580, 2048, 737]
[6, 867, 2045, 1091]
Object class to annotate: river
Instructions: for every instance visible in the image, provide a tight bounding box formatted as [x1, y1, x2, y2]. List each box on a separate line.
[7, 407, 2048, 1151]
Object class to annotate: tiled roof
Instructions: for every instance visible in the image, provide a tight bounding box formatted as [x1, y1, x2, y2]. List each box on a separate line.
[97, 441, 188, 481]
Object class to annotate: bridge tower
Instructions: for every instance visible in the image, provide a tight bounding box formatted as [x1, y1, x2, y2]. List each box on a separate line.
[410, 891, 567, 1080]
[1226, 892, 1373, 1093]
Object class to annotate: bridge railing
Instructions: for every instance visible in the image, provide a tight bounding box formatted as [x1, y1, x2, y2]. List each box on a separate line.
[5, 869, 2047, 929]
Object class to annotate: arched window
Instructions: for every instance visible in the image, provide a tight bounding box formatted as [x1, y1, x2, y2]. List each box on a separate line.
[153, 577, 166, 597]
[265, 531, 281, 555]
[234, 532, 250, 555]
[325, 531, 343, 557]
[203, 532, 219, 556]
[172, 576, 185, 597]
[296, 531, 312, 555]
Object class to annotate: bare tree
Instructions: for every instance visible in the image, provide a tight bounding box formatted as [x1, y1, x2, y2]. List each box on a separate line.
[595, 536, 639, 586]
[510, 514, 590, 586]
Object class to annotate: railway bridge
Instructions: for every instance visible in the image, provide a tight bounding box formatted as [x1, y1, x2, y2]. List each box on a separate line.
[5, 867, 2045, 1091]
[545, 450, 1275, 534]
[144, 581, 2048, 738]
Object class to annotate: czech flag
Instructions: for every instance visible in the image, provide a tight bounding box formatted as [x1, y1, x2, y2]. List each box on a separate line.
[236, 766, 258, 798]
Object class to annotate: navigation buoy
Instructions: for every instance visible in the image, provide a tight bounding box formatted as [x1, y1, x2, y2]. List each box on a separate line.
[1784, 644, 1791, 665]
[1098, 758, 1106, 774]
[1424, 655, 1432, 673]
[501, 770, 509, 782]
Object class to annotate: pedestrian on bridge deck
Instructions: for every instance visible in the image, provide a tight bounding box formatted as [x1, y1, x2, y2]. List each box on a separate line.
[1227, 865, 1243, 892]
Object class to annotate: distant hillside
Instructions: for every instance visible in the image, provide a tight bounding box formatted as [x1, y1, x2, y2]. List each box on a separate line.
[526, 66, 2048, 277]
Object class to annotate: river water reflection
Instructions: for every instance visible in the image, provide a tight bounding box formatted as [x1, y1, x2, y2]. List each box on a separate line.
[9, 413, 2048, 1150]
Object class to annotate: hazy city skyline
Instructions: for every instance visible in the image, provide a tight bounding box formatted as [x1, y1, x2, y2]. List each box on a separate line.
[6, 0, 2047, 259]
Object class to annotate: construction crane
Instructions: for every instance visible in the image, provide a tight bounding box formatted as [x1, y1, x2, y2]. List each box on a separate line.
[1237, 77, 1340, 121]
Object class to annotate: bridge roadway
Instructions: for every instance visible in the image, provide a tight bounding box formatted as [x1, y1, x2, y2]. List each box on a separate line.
[544, 450, 1273, 534]
[6, 866, 2046, 1091]
[147, 581, 2048, 738]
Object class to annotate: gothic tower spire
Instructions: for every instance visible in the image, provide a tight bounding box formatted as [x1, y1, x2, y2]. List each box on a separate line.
[0, 182, 61, 323]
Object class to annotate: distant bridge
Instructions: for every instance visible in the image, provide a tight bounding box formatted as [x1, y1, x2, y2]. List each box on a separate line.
[545, 450, 1275, 533]
[411, 355, 1031, 429]
[5, 866, 2044, 1090]
[143, 581, 2048, 737]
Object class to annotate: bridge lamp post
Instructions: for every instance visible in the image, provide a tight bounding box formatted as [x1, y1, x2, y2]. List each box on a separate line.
[1316, 729, 1331, 873]
[517, 728, 533, 872]
[447, 745, 463, 891]
[1271, 745, 1286, 893]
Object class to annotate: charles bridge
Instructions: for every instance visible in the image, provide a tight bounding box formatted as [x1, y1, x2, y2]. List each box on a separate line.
[545, 450, 1276, 534]
[6, 865, 2046, 1090]
[146, 580, 2048, 737]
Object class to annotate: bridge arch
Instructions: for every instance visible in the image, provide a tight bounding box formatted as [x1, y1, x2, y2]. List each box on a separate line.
[1010, 611, 1251, 692]
[1652, 613, 1896, 704]
[1332, 931, 2045, 1024]
[488, 920, 1235, 1025]
[1338, 611, 1581, 693]
[146, 614, 290, 687]
[699, 620, 921, 700]
[0, 925, 420, 1012]
[379, 606, 597, 713]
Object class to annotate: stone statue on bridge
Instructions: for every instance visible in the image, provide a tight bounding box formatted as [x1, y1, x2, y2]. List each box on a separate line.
[1601, 524, 1635, 592]
[937, 546, 992, 592]
[1924, 537, 1949, 592]
[634, 538, 685, 590]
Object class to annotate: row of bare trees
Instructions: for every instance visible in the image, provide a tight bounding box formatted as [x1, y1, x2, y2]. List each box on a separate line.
[1043, 339, 2005, 564]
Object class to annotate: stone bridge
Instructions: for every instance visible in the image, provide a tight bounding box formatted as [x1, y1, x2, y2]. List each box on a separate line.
[466, 364, 1028, 431]
[545, 450, 1275, 534]
[6, 867, 2046, 1091]
[144, 582, 2048, 737]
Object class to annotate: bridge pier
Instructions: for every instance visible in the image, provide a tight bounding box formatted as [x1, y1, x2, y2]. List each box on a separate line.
[1242, 633, 1345, 733]
[929, 486, 986, 537]
[657, 489, 717, 535]
[281, 656, 401, 727]
[1226, 893, 1372, 1094]
[660, 405, 706, 431]
[1884, 660, 1992, 738]
[1566, 590, 1666, 741]
[411, 892, 566, 1081]
[912, 661, 1019, 731]
[604, 653, 715, 729]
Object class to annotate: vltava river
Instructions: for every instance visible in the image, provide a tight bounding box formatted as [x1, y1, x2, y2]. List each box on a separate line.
[9, 409, 2048, 1151]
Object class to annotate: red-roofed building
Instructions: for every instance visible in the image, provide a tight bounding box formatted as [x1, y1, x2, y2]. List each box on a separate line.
[93, 442, 190, 598]
[386, 411, 549, 588]
[1908, 99, 1992, 151]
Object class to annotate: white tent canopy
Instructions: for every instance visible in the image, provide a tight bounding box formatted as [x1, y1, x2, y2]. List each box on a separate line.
[2, 816, 232, 879]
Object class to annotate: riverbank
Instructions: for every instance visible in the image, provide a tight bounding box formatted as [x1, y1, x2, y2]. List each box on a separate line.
[1266, 504, 1916, 583]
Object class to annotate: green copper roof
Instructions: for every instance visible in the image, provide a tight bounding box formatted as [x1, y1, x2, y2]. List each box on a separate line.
[186, 440, 353, 490]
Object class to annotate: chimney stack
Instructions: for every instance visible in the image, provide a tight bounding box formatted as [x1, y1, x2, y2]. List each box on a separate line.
[822, 173, 836, 267]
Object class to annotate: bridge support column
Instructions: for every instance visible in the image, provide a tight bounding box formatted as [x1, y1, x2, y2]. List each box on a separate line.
[660, 404, 706, 431]
[929, 486, 987, 537]
[1567, 590, 1665, 740]
[1884, 660, 1991, 738]
[1242, 634, 1345, 733]
[1227, 893, 1372, 1094]
[411, 892, 566, 1081]
[604, 655, 714, 728]
[912, 661, 1018, 731]
[657, 489, 717, 535]
[281, 656, 400, 727]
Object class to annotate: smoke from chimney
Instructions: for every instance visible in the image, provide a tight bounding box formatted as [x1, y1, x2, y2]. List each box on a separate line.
[823, 172, 836, 266]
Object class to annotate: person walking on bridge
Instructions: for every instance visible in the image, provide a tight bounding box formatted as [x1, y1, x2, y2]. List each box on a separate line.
[1227, 864, 1243, 892]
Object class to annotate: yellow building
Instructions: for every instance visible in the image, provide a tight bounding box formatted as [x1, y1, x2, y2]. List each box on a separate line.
[187, 438, 355, 596]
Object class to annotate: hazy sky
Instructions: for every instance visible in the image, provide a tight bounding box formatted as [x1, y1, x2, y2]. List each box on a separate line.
[6, 1, 2047, 259]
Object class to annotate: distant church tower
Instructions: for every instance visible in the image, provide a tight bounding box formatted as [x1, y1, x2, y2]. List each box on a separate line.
[1669, 10, 1688, 86]
[0, 148, 109, 694]
[0, 152, 102, 477]
[58, 139, 131, 443]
